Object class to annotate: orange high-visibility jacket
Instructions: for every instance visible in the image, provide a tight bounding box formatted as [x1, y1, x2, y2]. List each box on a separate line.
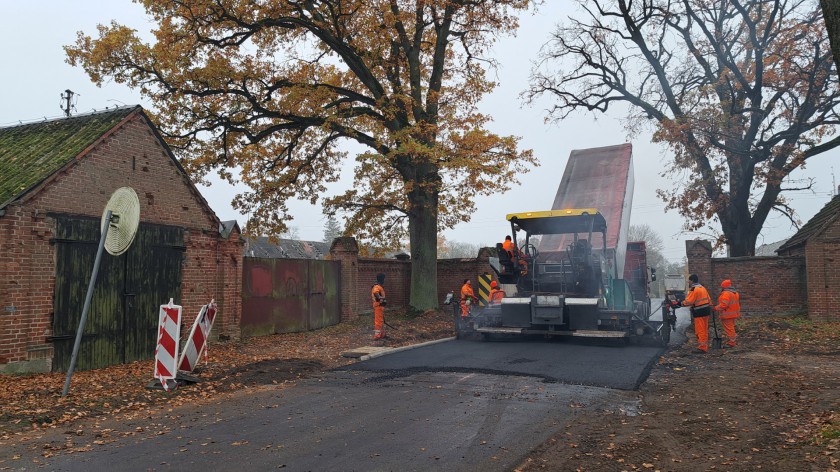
[715, 288, 741, 319]
[683, 283, 711, 309]
[502, 240, 514, 257]
[489, 288, 505, 305]
[461, 283, 475, 302]
[371, 283, 386, 307]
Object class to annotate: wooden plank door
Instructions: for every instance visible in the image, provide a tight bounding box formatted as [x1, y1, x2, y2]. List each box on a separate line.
[52, 216, 184, 371]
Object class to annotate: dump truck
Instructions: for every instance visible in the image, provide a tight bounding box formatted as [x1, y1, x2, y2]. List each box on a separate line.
[463, 144, 672, 344]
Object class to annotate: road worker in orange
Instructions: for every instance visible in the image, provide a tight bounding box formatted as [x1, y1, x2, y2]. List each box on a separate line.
[714, 279, 741, 347]
[682, 273, 712, 353]
[489, 280, 505, 305]
[460, 279, 475, 317]
[371, 273, 387, 340]
[502, 235, 529, 276]
[502, 235, 514, 258]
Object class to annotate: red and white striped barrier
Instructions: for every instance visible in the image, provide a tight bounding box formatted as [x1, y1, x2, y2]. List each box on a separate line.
[154, 299, 182, 391]
[178, 300, 218, 373]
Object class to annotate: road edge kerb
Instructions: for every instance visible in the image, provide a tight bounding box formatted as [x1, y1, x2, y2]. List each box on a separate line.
[358, 336, 455, 361]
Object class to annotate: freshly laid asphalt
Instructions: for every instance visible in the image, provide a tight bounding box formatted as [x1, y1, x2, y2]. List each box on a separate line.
[342, 335, 663, 390]
[26, 301, 689, 472]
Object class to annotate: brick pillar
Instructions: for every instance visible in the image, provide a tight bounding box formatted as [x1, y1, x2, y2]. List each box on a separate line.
[217, 229, 243, 341]
[686, 239, 713, 286]
[330, 237, 359, 321]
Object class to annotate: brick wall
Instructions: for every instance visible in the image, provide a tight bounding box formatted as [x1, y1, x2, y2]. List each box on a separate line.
[686, 240, 807, 317]
[357, 259, 411, 312]
[331, 238, 494, 317]
[436, 256, 494, 306]
[0, 111, 243, 374]
[805, 218, 840, 321]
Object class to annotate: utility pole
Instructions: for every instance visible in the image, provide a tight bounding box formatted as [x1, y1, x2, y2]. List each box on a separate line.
[60, 89, 77, 117]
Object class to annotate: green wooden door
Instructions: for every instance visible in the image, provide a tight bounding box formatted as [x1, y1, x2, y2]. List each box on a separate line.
[123, 225, 184, 363]
[52, 215, 184, 371]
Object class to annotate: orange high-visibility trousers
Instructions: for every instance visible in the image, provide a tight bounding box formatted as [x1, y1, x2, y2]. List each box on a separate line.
[374, 306, 385, 339]
[721, 318, 737, 346]
[694, 315, 709, 351]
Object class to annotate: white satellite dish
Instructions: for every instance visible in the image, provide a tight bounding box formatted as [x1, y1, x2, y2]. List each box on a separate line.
[63, 187, 141, 397]
[102, 187, 140, 256]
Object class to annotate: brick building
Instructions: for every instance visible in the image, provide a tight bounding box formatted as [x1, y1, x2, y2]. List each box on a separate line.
[0, 107, 243, 374]
[776, 194, 840, 321]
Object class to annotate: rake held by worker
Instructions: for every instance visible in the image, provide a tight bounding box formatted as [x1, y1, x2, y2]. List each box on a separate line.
[711, 311, 723, 349]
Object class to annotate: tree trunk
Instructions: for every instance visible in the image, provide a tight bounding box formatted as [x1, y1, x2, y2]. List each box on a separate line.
[407, 180, 440, 312]
[720, 217, 759, 257]
[822, 0, 840, 69]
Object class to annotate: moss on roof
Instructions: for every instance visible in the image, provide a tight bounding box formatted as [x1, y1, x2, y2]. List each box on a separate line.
[0, 106, 138, 208]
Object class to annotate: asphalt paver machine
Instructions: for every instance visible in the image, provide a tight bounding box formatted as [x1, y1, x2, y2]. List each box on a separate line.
[463, 209, 668, 344]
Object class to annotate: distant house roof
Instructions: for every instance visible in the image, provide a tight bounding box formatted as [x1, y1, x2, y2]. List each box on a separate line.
[244, 236, 330, 259]
[219, 220, 240, 239]
[777, 195, 840, 253]
[755, 239, 788, 256]
[0, 106, 138, 209]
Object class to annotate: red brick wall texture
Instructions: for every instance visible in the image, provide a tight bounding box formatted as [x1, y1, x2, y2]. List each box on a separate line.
[352, 258, 492, 314]
[687, 240, 810, 317]
[805, 220, 840, 321]
[0, 112, 243, 372]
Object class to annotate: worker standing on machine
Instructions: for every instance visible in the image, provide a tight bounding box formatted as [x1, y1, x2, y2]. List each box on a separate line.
[502, 235, 515, 257]
[489, 280, 505, 305]
[502, 235, 529, 276]
[460, 279, 475, 317]
[682, 273, 712, 353]
[714, 279, 741, 347]
[371, 273, 387, 340]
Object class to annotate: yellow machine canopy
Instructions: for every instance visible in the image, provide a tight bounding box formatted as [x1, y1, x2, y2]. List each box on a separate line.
[506, 209, 607, 235]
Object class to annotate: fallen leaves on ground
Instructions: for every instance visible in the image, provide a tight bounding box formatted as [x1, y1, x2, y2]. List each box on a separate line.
[519, 315, 840, 472]
[0, 309, 454, 439]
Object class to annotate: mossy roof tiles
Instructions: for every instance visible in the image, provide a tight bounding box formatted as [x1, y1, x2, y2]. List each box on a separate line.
[0, 106, 138, 209]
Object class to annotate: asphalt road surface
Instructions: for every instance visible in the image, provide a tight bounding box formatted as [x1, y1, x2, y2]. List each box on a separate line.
[29, 302, 691, 472]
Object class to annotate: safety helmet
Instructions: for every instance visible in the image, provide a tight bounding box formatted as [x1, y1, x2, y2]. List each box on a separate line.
[721, 279, 732, 288]
[490, 280, 498, 288]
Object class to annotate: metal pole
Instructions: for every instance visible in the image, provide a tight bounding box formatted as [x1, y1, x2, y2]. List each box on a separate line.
[62, 211, 111, 397]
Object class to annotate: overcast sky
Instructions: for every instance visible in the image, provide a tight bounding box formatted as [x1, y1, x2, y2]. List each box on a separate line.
[2, 2, 838, 263]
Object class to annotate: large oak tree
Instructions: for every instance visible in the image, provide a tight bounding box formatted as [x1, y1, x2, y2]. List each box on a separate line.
[529, 0, 840, 256]
[67, 0, 536, 310]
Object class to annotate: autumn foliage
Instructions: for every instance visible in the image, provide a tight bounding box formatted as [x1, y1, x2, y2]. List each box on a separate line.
[65, 0, 537, 310]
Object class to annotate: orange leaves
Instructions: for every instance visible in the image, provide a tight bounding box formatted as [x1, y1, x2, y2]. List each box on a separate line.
[65, 1, 537, 255]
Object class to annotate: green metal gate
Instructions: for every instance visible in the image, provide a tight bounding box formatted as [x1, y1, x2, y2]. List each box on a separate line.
[51, 215, 184, 372]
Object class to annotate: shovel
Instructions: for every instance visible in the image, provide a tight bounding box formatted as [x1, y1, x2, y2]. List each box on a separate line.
[710, 311, 723, 349]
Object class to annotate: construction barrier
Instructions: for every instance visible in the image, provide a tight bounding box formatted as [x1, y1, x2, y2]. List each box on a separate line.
[178, 300, 218, 373]
[154, 299, 182, 390]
